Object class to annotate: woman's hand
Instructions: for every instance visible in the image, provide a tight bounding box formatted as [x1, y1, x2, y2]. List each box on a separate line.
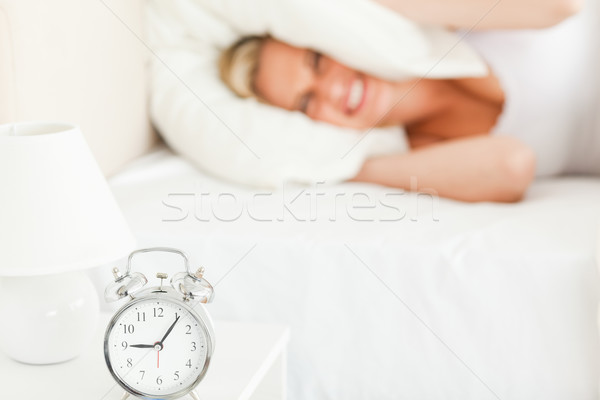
[350, 135, 536, 203]
[372, 0, 583, 30]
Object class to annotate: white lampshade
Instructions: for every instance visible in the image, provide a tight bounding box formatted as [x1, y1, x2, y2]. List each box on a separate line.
[0, 122, 136, 276]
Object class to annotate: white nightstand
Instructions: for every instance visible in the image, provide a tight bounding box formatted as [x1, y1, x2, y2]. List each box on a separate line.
[1, 313, 290, 400]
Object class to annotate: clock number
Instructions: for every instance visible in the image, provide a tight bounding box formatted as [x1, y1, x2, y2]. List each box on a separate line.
[156, 376, 163, 385]
[127, 358, 132, 368]
[123, 324, 135, 334]
[191, 342, 196, 351]
[121, 341, 128, 350]
[137, 312, 146, 322]
[174, 371, 180, 381]
[185, 359, 192, 368]
[154, 307, 164, 318]
[139, 370, 145, 380]
[185, 325, 192, 334]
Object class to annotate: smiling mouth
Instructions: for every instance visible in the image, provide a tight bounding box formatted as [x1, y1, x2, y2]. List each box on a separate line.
[346, 75, 366, 115]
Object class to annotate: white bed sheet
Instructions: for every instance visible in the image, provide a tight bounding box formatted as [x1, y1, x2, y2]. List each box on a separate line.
[100, 147, 600, 400]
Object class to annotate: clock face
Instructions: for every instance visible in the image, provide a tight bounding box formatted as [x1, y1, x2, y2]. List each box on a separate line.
[105, 297, 210, 398]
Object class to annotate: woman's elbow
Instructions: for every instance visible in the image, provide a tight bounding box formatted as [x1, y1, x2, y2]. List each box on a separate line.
[495, 141, 536, 203]
[547, 0, 584, 26]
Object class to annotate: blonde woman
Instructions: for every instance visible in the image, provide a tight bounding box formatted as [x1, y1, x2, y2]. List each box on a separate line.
[220, 0, 598, 203]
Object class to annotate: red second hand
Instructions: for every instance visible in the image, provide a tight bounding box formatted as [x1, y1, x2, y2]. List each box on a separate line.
[157, 349, 160, 368]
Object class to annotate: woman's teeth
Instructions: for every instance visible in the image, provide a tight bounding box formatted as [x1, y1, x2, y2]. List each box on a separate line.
[347, 78, 364, 113]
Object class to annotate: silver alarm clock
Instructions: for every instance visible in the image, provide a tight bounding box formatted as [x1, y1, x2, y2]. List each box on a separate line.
[104, 248, 215, 400]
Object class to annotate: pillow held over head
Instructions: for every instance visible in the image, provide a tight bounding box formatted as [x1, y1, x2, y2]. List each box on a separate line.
[147, 0, 487, 187]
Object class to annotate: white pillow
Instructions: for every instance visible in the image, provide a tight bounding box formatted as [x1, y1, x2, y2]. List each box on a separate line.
[146, 0, 486, 187]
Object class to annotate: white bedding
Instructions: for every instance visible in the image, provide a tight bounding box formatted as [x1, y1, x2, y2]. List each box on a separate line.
[101, 147, 600, 400]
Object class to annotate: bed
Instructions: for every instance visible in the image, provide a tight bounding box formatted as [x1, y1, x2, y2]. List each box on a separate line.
[102, 146, 600, 400]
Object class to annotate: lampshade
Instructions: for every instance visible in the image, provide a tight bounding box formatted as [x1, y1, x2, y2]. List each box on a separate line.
[0, 122, 136, 276]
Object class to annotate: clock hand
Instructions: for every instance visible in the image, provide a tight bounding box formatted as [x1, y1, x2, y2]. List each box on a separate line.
[129, 344, 155, 348]
[159, 315, 180, 344]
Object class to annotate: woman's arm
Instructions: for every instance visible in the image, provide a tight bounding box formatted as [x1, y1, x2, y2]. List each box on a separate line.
[350, 135, 536, 203]
[373, 0, 583, 30]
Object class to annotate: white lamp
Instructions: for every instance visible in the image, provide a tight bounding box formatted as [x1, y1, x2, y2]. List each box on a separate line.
[0, 122, 136, 364]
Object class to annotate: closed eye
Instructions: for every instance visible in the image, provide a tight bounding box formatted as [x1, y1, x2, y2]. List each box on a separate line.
[312, 51, 322, 72]
[298, 92, 314, 114]
[296, 50, 321, 114]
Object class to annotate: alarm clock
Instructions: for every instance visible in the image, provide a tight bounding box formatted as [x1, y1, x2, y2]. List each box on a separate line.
[103, 248, 215, 400]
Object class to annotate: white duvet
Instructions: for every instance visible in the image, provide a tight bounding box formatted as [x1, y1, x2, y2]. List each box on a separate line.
[100, 148, 600, 400]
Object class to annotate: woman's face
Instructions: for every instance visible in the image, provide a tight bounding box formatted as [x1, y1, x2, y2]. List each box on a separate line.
[254, 39, 400, 129]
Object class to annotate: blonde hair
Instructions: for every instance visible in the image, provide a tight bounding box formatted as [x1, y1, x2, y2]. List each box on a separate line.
[219, 35, 268, 99]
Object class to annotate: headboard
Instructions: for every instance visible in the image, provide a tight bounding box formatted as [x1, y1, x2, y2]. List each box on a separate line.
[0, 0, 155, 176]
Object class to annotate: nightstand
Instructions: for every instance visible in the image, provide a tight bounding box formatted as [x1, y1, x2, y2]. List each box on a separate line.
[1, 313, 290, 400]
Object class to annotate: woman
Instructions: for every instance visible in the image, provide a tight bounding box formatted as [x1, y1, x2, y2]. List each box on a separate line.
[219, 0, 598, 202]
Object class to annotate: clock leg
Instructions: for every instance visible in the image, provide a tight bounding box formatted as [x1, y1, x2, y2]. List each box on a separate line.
[189, 390, 200, 400]
[120, 392, 130, 400]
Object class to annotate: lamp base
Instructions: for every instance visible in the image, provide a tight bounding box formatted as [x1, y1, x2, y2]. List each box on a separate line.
[0, 271, 99, 364]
